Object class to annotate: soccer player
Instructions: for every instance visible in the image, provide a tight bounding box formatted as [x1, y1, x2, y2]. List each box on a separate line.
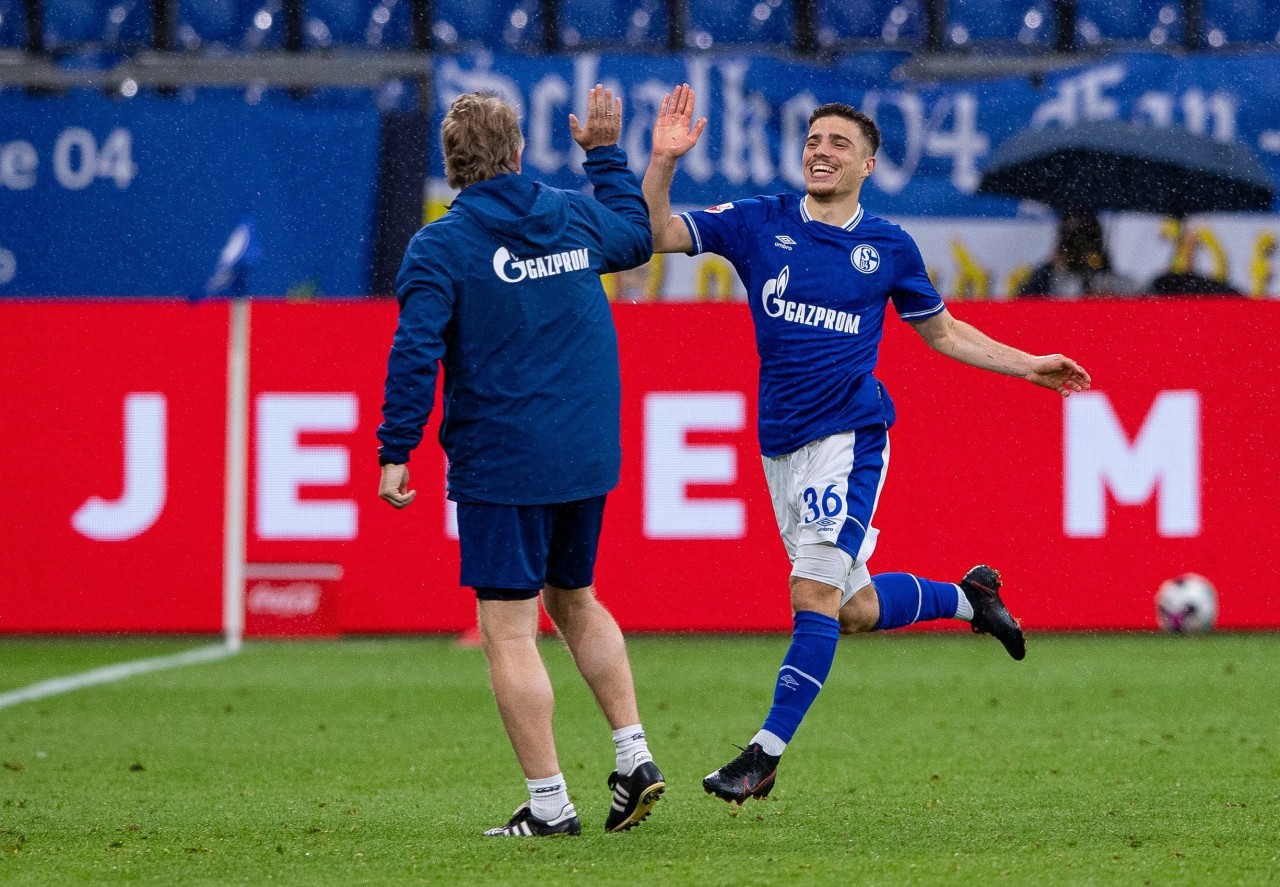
[377, 87, 665, 836]
[642, 85, 1091, 805]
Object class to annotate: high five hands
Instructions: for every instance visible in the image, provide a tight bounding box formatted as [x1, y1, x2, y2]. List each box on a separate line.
[570, 84, 623, 151]
[652, 83, 707, 159]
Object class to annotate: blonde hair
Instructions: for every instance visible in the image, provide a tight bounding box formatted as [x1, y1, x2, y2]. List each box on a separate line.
[441, 92, 524, 190]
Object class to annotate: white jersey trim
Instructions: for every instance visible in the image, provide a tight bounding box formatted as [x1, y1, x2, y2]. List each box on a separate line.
[679, 212, 704, 255]
[800, 196, 864, 231]
[898, 302, 946, 321]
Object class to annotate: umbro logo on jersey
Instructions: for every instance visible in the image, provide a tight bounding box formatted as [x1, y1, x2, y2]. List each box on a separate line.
[774, 235, 796, 251]
[851, 244, 880, 274]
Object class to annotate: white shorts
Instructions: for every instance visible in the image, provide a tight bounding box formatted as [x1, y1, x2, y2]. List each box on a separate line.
[762, 428, 891, 606]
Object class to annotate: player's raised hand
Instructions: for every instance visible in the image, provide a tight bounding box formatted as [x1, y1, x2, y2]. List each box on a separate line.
[1026, 354, 1092, 397]
[652, 83, 707, 159]
[570, 84, 622, 152]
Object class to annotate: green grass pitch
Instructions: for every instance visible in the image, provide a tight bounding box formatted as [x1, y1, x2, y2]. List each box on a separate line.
[2, 633, 1278, 886]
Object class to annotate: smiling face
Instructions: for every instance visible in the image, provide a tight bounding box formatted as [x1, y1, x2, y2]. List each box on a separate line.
[802, 114, 876, 204]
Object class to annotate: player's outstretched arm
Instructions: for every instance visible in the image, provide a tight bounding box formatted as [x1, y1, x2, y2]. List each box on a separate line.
[570, 83, 652, 268]
[911, 308, 1091, 397]
[642, 83, 707, 254]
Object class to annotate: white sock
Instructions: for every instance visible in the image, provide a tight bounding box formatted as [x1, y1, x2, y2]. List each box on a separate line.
[611, 724, 653, 776]
[751, 729, 786, 757]
[526, 774, 574, 823]
[954, 585, 974, 621]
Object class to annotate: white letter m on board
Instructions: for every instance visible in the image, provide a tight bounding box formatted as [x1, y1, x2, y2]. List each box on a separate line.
[1064, 391, 1201, 538]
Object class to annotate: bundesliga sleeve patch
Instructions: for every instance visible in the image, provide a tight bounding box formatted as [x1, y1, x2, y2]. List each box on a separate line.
[705, 202, 734, 213]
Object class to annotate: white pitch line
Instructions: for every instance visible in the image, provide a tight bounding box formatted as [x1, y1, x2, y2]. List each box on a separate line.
[0, 643, 239, 710]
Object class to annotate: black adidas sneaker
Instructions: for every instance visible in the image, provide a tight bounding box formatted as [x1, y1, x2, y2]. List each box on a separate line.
[483, 801, 581, 837]
[604, 760, 666, 832]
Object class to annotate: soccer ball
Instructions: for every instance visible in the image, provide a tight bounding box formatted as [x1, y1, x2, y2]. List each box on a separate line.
[1155, 573, 1218, 634]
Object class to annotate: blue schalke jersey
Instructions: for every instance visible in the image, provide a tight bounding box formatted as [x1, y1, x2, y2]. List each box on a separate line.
[681, 194, 944, 457]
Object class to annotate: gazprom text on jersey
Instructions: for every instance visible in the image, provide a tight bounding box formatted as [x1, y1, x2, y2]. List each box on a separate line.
[493, 247, 590, 283]
[764, 296, 862, 334]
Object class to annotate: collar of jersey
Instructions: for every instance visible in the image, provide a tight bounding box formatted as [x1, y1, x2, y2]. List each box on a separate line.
[800, 196, 863, 231]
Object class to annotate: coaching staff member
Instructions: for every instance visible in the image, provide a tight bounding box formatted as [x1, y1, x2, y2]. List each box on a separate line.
[376, 86, 664, 837]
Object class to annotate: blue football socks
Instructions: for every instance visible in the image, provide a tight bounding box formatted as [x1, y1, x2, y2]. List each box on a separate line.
[757, 610, 840, 754]
[872, 572, 963, 630]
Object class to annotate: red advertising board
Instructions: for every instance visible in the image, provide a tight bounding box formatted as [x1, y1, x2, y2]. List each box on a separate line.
[0, 302, 228, 632]
[1, 299, 1277, 634]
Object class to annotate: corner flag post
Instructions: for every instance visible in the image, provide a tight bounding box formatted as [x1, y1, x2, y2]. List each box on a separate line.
[222, 296, 251, 652]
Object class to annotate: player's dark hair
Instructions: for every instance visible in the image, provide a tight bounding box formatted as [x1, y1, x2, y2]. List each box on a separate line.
[808, 103, 881, 156]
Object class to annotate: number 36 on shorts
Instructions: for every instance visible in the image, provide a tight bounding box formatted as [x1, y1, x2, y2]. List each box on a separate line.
[801, 484, 844, 523]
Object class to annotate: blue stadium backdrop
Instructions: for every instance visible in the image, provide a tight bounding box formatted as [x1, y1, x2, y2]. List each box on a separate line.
[0, 91, 382, 297]
[3, 50, 1280, 296]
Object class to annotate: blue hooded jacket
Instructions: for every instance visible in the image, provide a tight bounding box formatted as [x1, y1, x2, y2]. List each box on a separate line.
[377, 145, 652, 505]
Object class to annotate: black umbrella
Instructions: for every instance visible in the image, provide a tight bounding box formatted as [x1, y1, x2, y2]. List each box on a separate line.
[978, 120, 1275, 215]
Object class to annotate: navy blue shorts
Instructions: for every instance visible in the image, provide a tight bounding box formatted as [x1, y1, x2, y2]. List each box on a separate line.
[457, 495, 607, 599]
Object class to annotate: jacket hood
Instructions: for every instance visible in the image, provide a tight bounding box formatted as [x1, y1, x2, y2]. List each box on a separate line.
[452, 172, 570, 253]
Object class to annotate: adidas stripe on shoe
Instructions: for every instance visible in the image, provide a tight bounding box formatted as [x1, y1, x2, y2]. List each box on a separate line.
[483, 801, 581, 837]
[604, 760, 666, 832]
